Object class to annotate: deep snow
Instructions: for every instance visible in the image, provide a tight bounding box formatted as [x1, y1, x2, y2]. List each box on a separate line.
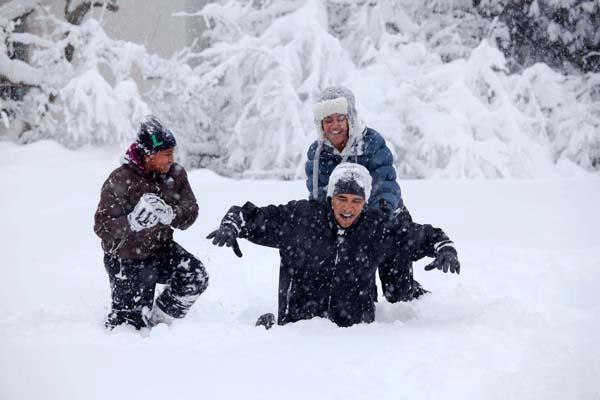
[1, 140, 599, 400]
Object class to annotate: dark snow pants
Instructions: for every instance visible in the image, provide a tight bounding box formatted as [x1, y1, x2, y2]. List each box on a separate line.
[378, 206, 426, 303]
[103, 241, 209, 329]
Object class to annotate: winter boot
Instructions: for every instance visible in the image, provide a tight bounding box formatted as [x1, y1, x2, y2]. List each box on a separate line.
[105, 310, 147, 330]
[148, 304, 176, 327]
[255, 313, 276, 330]
[412, 280, 430, 300]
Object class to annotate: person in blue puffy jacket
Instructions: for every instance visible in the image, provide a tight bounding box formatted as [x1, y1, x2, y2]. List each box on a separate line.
[305, 86, 426, 302]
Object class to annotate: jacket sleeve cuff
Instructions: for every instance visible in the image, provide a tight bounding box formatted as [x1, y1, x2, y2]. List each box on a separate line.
[434, 240, 455, 254]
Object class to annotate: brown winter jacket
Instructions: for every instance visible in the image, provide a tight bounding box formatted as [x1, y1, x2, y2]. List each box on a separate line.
[94, 161, 198, 260]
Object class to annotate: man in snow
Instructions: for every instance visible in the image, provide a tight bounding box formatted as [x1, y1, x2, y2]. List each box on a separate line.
[94, 116, 208, 330]
[305, 86, 421, 303]
[208, 163, 459, 328]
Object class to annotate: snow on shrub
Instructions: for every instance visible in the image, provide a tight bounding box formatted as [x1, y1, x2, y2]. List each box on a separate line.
[0, 0, 598, 178]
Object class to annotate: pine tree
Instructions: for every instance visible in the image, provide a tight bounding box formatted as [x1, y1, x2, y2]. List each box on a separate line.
[475, 0, 600, 72]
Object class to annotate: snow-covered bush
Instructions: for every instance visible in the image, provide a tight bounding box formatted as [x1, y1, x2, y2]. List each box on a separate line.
[1, 9, 156, 146]
[1, 4, 203, 162]
[174, 0, 355, 177]
[327, 0, 490, 66]
[188, 0, 599, 177]
[475, 0, 600, 73]
[1, 0, 598, 178]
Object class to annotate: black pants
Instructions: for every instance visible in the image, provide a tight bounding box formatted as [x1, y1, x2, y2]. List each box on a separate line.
[103, 241, 209, 329]
[378, 206, 425, 303]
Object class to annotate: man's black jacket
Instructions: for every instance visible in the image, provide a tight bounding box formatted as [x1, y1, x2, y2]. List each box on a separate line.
[228, 199, 450, 327]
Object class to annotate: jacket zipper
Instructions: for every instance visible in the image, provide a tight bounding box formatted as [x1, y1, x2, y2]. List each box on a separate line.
[327, 229, 345, 313]
[284, 278, 293, 316]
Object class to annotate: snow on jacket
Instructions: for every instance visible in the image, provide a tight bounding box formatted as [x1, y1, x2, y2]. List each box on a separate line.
[305, 86, 402, 210]
[94, 155, 198, 260]
[227, 199, 450, 327]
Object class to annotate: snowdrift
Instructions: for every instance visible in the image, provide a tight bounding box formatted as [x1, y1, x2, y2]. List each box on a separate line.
[1, 141, 598, 399]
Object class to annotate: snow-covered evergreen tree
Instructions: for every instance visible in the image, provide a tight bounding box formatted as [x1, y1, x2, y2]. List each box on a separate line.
[0, 1, 152, 145]
[476, 0, 600, 73]
[1, 0, 598, 177]
[173, 0, 354, 177]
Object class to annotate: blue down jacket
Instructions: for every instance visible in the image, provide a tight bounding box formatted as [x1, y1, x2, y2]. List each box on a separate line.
[305, 127, 403, 210]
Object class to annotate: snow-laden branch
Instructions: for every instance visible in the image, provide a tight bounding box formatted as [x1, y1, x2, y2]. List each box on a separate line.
[1, 0, 598, 178]
[0, 52, 41, 86]
[0, 0, 36, 23]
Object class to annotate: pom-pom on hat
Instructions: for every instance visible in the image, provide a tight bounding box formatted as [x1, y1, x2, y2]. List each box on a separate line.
[327, 162, 372, 201]
[136, 115, 177, 155]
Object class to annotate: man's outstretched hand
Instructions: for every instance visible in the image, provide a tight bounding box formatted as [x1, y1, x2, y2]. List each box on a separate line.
[424, 247, 460, 274]
[207, 225, 243, 258]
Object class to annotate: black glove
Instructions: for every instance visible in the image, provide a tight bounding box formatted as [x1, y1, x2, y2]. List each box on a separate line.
[206, 225, 242, 257]
[206, 209, 244, 257]
[424, 246, 460, 274]
[255, 313, 276, 330]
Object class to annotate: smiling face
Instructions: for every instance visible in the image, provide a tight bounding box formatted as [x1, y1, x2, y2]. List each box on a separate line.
[322, 113, 349, 152]
[331, 193, 366, 228]
[144, 147, 175, 174]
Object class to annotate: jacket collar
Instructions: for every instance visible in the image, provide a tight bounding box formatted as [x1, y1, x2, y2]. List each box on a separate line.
[320, 126, 367, 158]
[121, 143, 169, 182]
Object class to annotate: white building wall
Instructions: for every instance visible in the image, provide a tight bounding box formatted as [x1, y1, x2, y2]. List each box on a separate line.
[38, 0, 209, 58]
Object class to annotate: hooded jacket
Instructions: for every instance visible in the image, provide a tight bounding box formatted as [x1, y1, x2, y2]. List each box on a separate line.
[305, 86, 403, 210]
[94, 144, 198, 260]
[226, 199, 450, 327]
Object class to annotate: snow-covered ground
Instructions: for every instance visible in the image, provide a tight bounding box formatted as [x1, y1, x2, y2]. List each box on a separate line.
[1, 140, 598, 400]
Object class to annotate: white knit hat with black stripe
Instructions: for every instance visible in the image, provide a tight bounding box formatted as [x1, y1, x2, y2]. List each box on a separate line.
[327, 162, 372, 201]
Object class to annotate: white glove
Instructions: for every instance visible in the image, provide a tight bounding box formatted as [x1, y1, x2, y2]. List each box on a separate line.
[141, 193, 175, 225]
[128, 194, 160, 232]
